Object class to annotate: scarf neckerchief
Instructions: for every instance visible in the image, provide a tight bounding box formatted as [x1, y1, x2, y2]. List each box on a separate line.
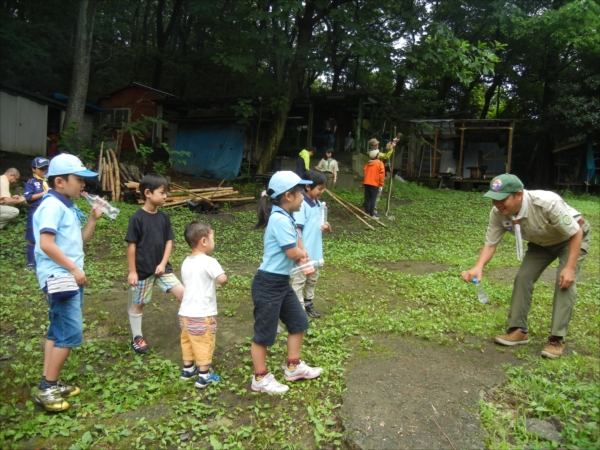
[33, 173, 49, 191]
[510, 190, 529, 261]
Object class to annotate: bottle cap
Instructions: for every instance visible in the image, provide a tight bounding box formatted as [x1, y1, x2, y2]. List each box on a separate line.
[472, 277, 478, 284]
[321, 202, 326, 206]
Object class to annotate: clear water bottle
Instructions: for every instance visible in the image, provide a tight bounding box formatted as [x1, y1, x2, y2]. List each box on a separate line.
[472, 278, 490, 304]
[127, 285, 139, 312]
[82, 192, 120, 219]
[320, 202, 328, 226]
[290, 259, 324, 277]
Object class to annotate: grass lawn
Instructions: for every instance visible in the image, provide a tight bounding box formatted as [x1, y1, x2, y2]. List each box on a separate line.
[0, 182, 598, 449]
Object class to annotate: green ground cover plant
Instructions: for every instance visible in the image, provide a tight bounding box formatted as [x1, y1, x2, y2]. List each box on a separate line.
[0, 183, 598, 449]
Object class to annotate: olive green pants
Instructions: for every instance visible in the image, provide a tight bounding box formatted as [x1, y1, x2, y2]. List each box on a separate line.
[507, 221, 591, 337]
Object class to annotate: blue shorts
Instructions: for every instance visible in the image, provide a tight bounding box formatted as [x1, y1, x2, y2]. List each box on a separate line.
[44, 285, 84, 348]
[251, 270, 309, 347]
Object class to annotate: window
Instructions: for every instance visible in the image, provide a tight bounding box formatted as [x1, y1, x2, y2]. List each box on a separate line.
[101, 108, 130, 128]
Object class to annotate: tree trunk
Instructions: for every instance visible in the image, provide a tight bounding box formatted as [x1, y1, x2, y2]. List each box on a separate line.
[62, 0, 98, 142]
[480, 74, 501, 119]
[151, 0, 184, 89]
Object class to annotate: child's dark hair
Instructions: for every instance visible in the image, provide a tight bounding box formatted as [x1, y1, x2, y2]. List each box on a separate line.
[303, 169, 327, 188]
[48, 174, 71, 189]
[322, 148, 333, 161]
[308, 146, 316, 153]
[139, 173, 169, 200]
[255, 184, 304, 229]
[184, 221, 213, 249]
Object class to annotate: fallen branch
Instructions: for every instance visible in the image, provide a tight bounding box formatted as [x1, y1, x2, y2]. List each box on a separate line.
[433, 419, 457, 450]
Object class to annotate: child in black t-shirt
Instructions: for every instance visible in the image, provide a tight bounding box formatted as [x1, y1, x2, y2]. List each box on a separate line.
[125, 174, 184, 354]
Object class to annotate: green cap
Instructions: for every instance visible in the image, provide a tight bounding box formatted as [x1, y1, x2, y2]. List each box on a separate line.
[483, 174, 524, 200]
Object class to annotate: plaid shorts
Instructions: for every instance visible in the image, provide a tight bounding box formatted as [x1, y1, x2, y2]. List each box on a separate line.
[131, 273, 181, 305]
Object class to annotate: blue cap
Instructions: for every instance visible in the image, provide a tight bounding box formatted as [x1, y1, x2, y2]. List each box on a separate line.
[31, 156, 50, 168]
[47, 154, 98, 178]
[268, 171, 312, 198]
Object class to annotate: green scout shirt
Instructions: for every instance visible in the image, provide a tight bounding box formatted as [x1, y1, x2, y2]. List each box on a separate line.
[484, 190, 582, 248]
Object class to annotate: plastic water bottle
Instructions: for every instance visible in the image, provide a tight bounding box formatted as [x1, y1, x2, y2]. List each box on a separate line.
[127, 286, 139, 312]
[320, 202, 328, 226]
[472, 278, 490, 304]
[82, 192, 120, 219]
[290, 259, 324, 277]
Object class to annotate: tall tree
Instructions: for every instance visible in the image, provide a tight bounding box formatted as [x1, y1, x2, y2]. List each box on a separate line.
[63, 0, 99, 136]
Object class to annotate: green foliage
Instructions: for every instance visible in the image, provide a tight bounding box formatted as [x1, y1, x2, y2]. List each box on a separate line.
[58, 122, 96, 164]
[0, 173, 598, 447]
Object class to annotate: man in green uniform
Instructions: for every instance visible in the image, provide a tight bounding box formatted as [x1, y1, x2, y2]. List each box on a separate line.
[461, 174, 591, 358]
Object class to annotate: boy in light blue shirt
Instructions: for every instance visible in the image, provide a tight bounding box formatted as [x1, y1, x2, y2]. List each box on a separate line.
[32, 154, 102, 412]
[292, 169, 331, 318]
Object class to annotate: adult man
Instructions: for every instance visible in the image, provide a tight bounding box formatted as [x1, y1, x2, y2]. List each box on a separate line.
[0, 168, 25, 229]
[461, 174, 591, 358]
[324, 115, 337, 151]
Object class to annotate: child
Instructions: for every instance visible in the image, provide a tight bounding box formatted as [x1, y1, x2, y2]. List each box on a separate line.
[292, 169, 331, 318]
[24, 157, 50, 270]
[315, 149, 339, 191]
[251, 171, 323, 394]
[179, 221, 227, 388]
[32, 154, 102, 411]
[363, 145, 385, 219]
[125, 173, 184, 354]
[295, 146, 315, 178]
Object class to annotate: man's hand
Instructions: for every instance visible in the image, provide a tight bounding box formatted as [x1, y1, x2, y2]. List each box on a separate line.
[128, 271, 139, 286]
[461, 268, 483, 283]
[155, 263, 166, 276]
[558, 267, 575, 289]
[70, 267, 86, 285]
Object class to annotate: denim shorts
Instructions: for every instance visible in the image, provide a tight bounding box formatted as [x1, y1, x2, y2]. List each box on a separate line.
[251, 270, 309, 347]
[44, 285, 85, 348]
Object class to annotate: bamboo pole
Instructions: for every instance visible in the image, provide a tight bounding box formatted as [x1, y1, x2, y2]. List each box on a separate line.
[108, 149, 120, 201]
[209, 179, 226, 200]
[326, 188, 386, 227]
[98, 142, 104, 181]
[102, 157, 109, 191]
[324, 188, 375, 230]
[108, 157, 115, 200]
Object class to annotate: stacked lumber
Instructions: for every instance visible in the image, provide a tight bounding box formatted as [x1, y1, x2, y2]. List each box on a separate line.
[124, 181, 254, 208]
[97, 142, 141, 201]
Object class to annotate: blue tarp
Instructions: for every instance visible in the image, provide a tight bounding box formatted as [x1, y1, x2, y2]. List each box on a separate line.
[585, 142, 595, 183]
[173, 124, 245, 181]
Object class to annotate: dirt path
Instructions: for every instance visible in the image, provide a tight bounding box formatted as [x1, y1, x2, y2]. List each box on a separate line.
[340, 335, 522, 449]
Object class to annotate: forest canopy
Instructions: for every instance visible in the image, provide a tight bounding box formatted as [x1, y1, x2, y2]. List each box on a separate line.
[1, 0, 599, 184]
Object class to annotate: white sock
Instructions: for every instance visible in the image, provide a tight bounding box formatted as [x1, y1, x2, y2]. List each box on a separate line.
[128, 310, 143, 338]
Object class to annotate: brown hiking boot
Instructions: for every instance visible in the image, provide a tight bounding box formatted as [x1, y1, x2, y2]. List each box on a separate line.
[541, 338, 565, 359]
[494, 327, 530, 346]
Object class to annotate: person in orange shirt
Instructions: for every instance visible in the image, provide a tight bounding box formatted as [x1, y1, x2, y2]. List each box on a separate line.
[363, 139, 385, 219]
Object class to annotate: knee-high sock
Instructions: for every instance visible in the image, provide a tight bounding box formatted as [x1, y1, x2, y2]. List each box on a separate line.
[128, 310, 143, 338]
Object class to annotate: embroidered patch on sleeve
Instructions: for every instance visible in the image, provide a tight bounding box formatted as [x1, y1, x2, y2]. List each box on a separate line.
[503, 220, 513, 231]
[548, 200, 558, 213]
[562, 215, 573, 225]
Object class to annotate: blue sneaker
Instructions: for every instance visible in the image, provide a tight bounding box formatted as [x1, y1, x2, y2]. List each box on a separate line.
[180, 366, 198, 380]
[195, 367, 220, 389]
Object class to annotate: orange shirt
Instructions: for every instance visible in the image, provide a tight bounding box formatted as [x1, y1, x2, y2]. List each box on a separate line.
[363, 159, 385, 187]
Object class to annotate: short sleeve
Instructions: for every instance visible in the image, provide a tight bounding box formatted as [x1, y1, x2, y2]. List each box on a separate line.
[484, 208, 507, 247]
[293, 202, 309, 229]
[206, 257, 225, 279]
[164, 213, 175, 241]
[273, 215, 297, 250]
[547, 200, 580, 238]
[125, 213, 140, 243]
[36, 200, 62, 234]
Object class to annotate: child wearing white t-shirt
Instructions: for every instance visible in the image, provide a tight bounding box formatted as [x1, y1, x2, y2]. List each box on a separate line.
[178, 221, 227, 388]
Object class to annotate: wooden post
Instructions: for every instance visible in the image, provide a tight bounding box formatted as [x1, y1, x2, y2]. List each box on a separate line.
[458, 122, 465, 179]
[433, 128, 438, 177]
[307, 101, 313, 148]
[408, 123, 413, 177]
[97, 142, 104, 181]
[506, 121, 515, 173]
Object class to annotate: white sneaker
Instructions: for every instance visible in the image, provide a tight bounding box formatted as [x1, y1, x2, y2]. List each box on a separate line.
[251, 373, 289, 394]
[281, 361, 323, 381]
